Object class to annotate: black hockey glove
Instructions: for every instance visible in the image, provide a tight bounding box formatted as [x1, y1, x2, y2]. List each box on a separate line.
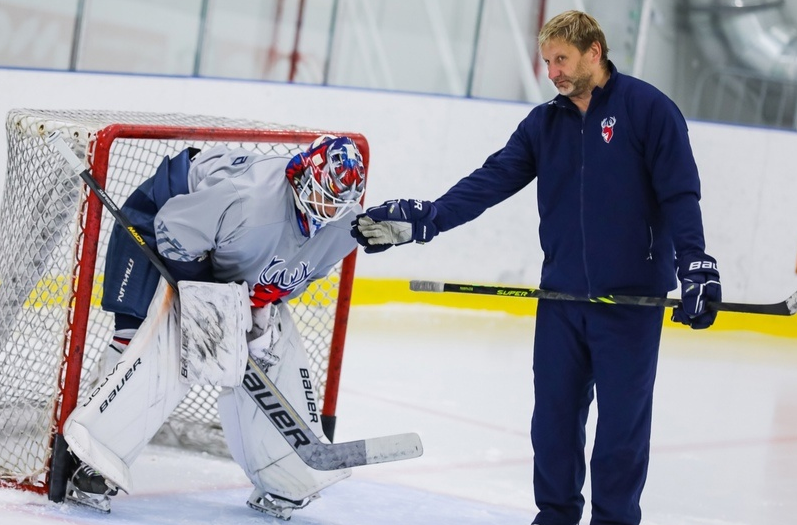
[351, 199, 439, 253]
[671, 253, 721, 329]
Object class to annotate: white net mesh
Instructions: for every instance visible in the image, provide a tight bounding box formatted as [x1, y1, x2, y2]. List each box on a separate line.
[0, 109, 360, 489]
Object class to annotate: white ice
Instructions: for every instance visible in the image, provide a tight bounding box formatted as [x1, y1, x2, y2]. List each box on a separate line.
[2, 304, 796, 525]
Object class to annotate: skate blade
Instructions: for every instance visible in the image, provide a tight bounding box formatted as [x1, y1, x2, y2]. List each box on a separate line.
[246, 492, 319, 520]
[246, 499, 293, 520]
[65, 482, 111, 513]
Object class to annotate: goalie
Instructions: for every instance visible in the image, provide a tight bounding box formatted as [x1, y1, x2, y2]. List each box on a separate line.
[62, 134, 366, 519]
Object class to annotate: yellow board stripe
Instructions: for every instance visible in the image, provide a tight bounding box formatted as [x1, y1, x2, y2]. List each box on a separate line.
[17, 276, 795, 339]
[18, 274, 340, 310]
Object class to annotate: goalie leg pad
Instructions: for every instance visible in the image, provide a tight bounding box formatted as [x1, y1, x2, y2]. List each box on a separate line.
[178, 280, 251, 387]
[64, 278, 190, 493]
[86, 332, 132, 391]
[218, 303, 351, 502]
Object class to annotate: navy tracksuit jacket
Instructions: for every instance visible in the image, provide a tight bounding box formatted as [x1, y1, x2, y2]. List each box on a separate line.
[432, 62, 708, 525]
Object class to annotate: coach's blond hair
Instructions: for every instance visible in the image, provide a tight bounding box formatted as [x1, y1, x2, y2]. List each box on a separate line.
[538, 10, 610, 67]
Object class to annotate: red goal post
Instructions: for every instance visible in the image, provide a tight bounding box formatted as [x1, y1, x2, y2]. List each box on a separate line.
[0, 109, 367, 499]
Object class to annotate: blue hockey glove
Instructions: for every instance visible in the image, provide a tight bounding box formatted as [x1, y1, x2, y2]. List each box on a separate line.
[351, 199, 439, 253]
[671, 253, 721, 329]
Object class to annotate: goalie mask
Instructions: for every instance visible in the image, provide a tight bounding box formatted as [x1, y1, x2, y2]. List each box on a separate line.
[286, 135, 366, 225]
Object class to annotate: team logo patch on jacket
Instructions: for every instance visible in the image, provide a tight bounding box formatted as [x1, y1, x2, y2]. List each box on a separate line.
[601, 116, 616, 143]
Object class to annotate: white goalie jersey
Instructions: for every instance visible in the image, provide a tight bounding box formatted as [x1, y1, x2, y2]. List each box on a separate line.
[154, 144, 361, 299]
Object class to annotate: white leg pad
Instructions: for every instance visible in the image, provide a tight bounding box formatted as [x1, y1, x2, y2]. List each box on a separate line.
[64, 278, 190, 493]
[218, 303, 351, 501]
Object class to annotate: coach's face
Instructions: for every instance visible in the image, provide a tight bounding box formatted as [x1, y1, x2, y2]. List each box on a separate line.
[541, 38, 600, 99]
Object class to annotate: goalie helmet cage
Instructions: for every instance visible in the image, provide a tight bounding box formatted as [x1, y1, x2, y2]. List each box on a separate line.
[0, 109, 367, 500]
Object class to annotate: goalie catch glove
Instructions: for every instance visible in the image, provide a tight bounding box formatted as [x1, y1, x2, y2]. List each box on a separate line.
[671, 253, 721, 330]
[350, 199, 439, 253]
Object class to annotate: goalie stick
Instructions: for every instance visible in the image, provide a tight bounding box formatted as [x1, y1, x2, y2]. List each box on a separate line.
[410, 280, 797, 316]
[45, 130, 423, 473]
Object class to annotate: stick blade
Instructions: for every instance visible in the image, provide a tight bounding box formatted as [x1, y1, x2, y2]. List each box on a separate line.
[409, 280, 443, 292]
[301, 433, 423, 470]
[364, 432, 423, 465]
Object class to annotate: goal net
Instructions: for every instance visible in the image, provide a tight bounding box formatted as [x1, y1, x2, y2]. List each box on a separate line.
[0, 109, 366, 499]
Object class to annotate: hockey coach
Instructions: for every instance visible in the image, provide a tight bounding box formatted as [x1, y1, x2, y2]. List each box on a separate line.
[352, 9, 721, 525]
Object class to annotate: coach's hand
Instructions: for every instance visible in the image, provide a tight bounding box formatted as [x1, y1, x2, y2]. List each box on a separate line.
[672, 253, 721, 329]
[351, 199, 439, 253]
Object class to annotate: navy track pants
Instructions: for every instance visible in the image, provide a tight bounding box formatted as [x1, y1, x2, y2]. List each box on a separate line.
[530, 299, 664, 525]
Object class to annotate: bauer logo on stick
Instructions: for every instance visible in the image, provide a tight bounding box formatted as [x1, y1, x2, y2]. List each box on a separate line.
[242, 362, 312, 449]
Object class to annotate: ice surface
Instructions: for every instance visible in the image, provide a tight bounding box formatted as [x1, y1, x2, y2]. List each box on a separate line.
[2, 304, 796, 524]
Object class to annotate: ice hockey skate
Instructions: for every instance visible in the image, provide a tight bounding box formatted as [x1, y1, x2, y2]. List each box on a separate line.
[65, 462, 119, 513]
[246, 488, 319, 520]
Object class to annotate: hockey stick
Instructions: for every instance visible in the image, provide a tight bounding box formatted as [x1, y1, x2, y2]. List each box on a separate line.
[410, 280, 797, 316]
[45, 130, 422, 470]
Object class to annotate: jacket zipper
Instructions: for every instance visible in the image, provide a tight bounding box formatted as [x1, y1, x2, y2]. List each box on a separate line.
[579, 114, 592, 297]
